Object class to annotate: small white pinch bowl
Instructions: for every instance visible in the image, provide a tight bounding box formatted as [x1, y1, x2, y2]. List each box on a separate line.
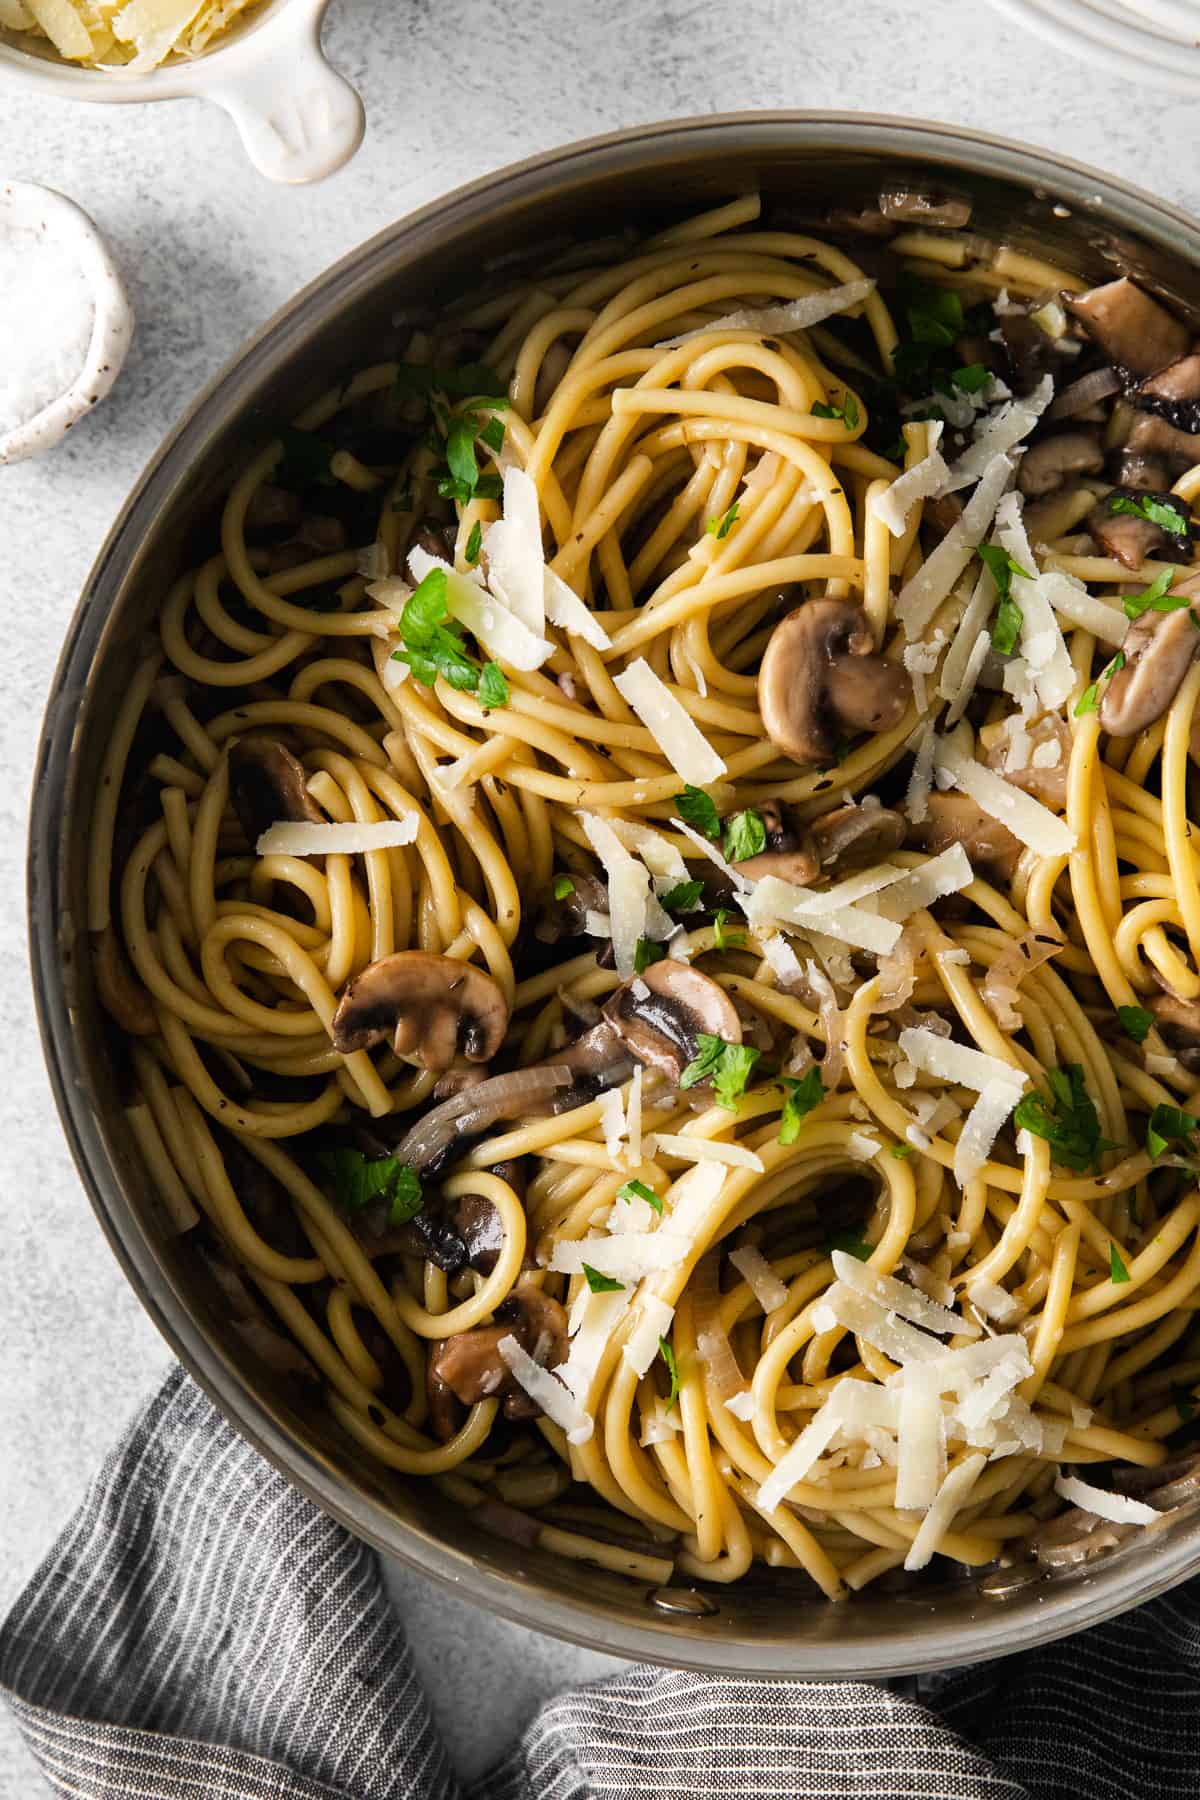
[0, 0, 364, 185]
[0, 179, 135, 466]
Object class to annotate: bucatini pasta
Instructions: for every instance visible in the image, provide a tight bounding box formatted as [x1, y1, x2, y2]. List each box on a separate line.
[89, 191, 1200, 1597]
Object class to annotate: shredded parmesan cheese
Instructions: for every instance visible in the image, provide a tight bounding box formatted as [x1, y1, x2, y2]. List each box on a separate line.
[648, 1133, 764, 1172]
[872, 424, 949, 536]
[935, 734, 1075, 857]
[481, 466, 546, 637]
[498, 1335, 593, 1444]
[623, 1295, 675, 1378]
[613, 659, 727, 784]
[904, 1452, 989, 1570]
[730, 1246, 789, 1313]
[896, 454, 1014, 639]
[408, 547, 554, 671]
[656, 278, 875, 348]
[898, 1026, 1025, 1095]
[953, 1079, 1025, 1186]
[938, 376, 1054, 494]
[255, 818, 418, 857]
[1054, 1474, 1158, 1526]
[544, 567, 612, 649]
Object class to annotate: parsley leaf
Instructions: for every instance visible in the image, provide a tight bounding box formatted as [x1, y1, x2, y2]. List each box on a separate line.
[391, 568, 484, 693]
[1109, 492, 1192, 537]
[1109, 1242, 1131, 1285]
[659, 878, 704, 913]
[812, 393, 860, 430]
[777, 1067, 824, 1145]
[445, 415, 481, 495]
[312, 1148, 423, 1226]
[679, 1033, 761, 1109]
[1118, 1005, 1154, 1044]
[395, 361, 506, 400]
[465, 520, 482, 566]
[1122, 566, 1184, 620]
[276, 425, 336, 488]
[951, 361, 990, 392]
[479, 414, 506, 455]
[552, 874, 576, 900]
[1146, 1103, 1200, 1161]
[618, 1178, 663, 1215]
[891, 1142, 913, 1158]
[706, 502, 740, 540]
[1074, 648, 1127, 716]
[827, 1231, 872, 1262]
[978, 543, 1032, 655]
[1013, 1064, 1113, 1172]
[907, 282, 964, 348]
[634, 937, 667, 974]
[722, 808, 767, 863]
[676, 785, 720, 838]
[713, 908, 746, 951]
[582, 1262, 625, 1293]
[659, 1336, 680, 1409]
[478, 662, 509, 710]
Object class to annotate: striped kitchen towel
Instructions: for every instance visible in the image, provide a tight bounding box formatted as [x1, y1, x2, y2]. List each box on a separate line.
[3, 1365, 1200, 1799]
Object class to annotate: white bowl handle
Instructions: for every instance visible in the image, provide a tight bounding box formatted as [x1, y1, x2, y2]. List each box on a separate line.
[208, 21, 364, 184]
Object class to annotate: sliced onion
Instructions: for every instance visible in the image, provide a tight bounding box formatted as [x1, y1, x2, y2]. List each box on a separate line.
[398, 1065, 571, 1168]
[1046, 367, 1121, 422]
[806, 959, 846, 1090]
[873, 934, 916, 1014]
[982, 930, 1063, 1033]
[691, 1251, 744, 1403]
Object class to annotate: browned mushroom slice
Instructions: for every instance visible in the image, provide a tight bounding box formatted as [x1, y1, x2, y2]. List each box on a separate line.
[877, 188, 971, 228]
[1113, 1450, 1200, 1511]
[533, 871, 609, 945]
[1066, 277, 1190, 377]
[907, 791, 1022, 882]
[244, 483, 303, 533]
[331, 952, 509, 1072]
[603, 959, 742, 1084]
[427, 1285, 569, 1439]
[984, 716, 1070, 811]
[1109, 449, 1172, 493]
[1099, 602, 1199, 738]
[1087, 489, 1194, 569]
[1139, 353, 1200, 406]
[1147, 995, 1200, 1072]
[93, 924, 156, 1035]
[1016, 431, 1104, 499]
[1121, 410, 1200, 471]
[230, 736, 324, 847]
[1032, 1504, 1132, 1570]
[735, 847, 820, 886]
[758, 599, 911, 766]
[803, 802, 907, 874]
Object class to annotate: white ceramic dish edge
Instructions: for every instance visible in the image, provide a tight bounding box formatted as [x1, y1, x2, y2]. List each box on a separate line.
[0, 179, 134, 465]
[0, 0, 364, 184]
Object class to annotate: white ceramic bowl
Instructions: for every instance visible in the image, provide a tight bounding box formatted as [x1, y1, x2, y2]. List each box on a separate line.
[0, 179, 134, 464]
[0, 0, 364, 184]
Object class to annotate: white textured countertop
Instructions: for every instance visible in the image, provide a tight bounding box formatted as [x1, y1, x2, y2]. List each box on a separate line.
[2, 1, 1199, 1790]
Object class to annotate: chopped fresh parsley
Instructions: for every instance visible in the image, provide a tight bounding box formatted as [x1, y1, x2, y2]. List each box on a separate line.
[679, 1033, 761, 1109]
[276, 425, 336, 488]
[907, 282, 964, 348]
[659, 878, 704, 913]
[395, 361, 507, 400]
[582, 1263, 625, 1293]
[827, 1231, 872, 1262]
[1109, 1242, 1131, 1285]
[676, 785, 720, 838]
[312, 1148, 423, 1226]
[391, 568, 482, 692]
[1074, 650, 1125, 716]
[706, 501, 740, 540]
[1013, 1064, 1114, 1172]
[722, 808, 766, 863]
[479, 414, 506, 455]
[891, 1142, 913, 1159]
[1122, 566, 1185, 621]
[1118, 1005, 1154, 1045]
[777, 1067, 825, 1145]
[1146, 1103, 1200, 1161]
[552, 874, 576, 900]
[445, 415, 481, 495]
[1108, 492, 1192, 537]
[618, 1178, 663, 1215]
[478, 662, 509, 711]
[712, 908, 746, 951]
[951, 361, 990, 392]
[465, 520, 483, 566]
[634, 937, 667, 974]
[978, 543, 1032, 656]
[659, 1336, 680, 1409]
[812, 392, 860, 430]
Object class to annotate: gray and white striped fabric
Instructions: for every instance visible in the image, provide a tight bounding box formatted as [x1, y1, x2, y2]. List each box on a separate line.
[4, 1367, 1200, 1799]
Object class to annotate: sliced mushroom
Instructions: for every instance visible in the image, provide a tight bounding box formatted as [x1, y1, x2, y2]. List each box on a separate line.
[93, 925, 156, 1035]
[1066, 276, 1190, 377]
[907, 791, 1022, 882]
[1109, 449, 1171, 493]
[1087, 488, 1194, 569]
[413, 515, 457, 562]
[877, 188, 971, 228]
[1139, 353, 1200, 405]
[803, 801, 907, 871]
[533, 872, 609, 945]
[1122, 409, 1200, 470]
[244, 483, 302, 534]
[1099, 602, 1199, 737]
[1000, 314, 1075, 396]
[448, 1165, 527, 1275]
[1016, 431, 1104, 499]
[229, 735, 324, 847]
[427, 1284, 569, 1439]
[331, 952, 509, 1072]
[759, 598, 911, 766]
[603, 959, 742, 1084]
[984, 715, 1070, 811]
[1147, 994, 1200, 1073]
[1113, 1450, 1200, 1511]
[1032, 1504, 1130, 1570]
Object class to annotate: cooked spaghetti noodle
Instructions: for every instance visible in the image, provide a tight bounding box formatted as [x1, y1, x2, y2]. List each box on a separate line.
[89, 192, 1200, 1596]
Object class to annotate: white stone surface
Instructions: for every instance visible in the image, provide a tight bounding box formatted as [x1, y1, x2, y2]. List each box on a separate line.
[1, 0, 1198, 1791]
